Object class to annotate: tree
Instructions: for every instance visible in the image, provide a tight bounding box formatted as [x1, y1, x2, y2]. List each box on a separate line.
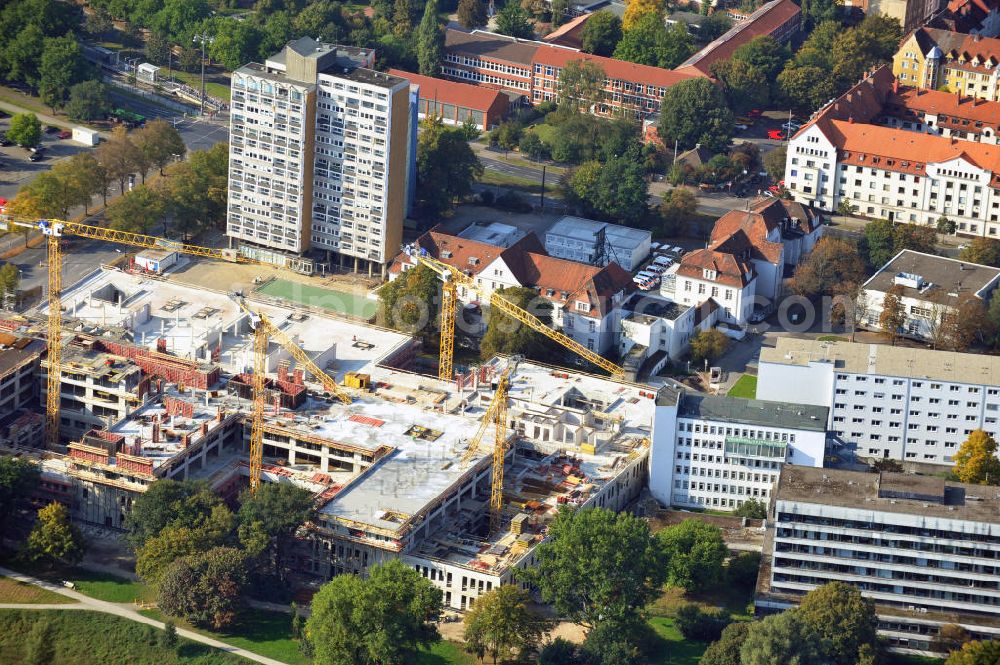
[136, 511, 233, 588]
[15, 166, 89, 220]
[5, 24, 45, 90]
[416, 0, 444, 76]
[946, 640, 1000, 665]
[66, 80, 111, 122]
[551, 0, 572, 27]
[294, 1, 346, 42]
[162, 143, 229, 239]
[701, 621, 751, 665]
[495, 2, 534, 39]
[762, 145, 786, 182]
[689, 329, 730, 365]
[480, 286, 558, 361]
[0, 264, 20, 302]
[727, 551, 762, 590]
[795, 582, 879, 665]
[697, 12, 732, 42]
[675, 604, 731, 641]
[97, 126, 141, 195]
[933, 624, 972, 655]
[145, 31, 172, 66]
[85, 6, 113, 37]
[7, 112, 41, 148]
[160, 621, 178, 650]
[614, 13, 693, 69]
[379, 264, 441, 345]
[790, 237, 865, 298]
[457, 0, 487, 29]
[125, 479, 228, 551]
[740, 610, 827, 665]
[463, 586, 553, 663]
[622, 0, 662, 30]
[778, 64, 838, 114]
[936, 215, 956, 235]
[659, 78, 734, 152]
[106, 185, 167, 233]
[0, 457, 39, 544]
[38, 35, 84, 110]
[953, 430, 1000, 485]
[520, 506, 667, 630]
[416, 117, 483, 217]
[581, 11, 622, 56]
[237, 482, 313, 578]
[151, 0, 211, 41]
[565, 147, 648, 225]
[306, 559, 442, 665]
[538, 638, 582, 665]
[870, 457, 904, 473]
[892, 222, 937, 257]
[734, 498, 766, 519]
[711, 59, 770, 113]
[158, 546, 249, 630]
[659, 187, 697, 235]
[135, 119, 187, 175]
[581, 615, 651, 665]
[558, 60, 605, 113]
[656, 519, 727, 593]
[24, 501, 85, 566]
[959, 237, 1000, 267]
[879, 285, 906, 345]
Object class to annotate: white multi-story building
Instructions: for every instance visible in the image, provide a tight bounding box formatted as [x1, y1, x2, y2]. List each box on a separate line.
[650, 389, 828, 510]
[758, 336, 1000, 464]
[757, 466, 1000, 655]
[544, 217, 652, 272]
[784, 66, 1000, 236]
[862, 249, 1000, 341]
[228, 37, 416, 276]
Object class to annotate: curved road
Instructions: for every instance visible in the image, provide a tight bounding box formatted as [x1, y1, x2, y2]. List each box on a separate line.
[0, 565, 286, 665]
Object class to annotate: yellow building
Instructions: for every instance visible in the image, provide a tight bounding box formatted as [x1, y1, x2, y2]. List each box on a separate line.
[894, 27, 1000, 100]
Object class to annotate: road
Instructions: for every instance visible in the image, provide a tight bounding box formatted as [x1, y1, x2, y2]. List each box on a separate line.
[8, 235, 125, 298]
[0, 565, 288, 665]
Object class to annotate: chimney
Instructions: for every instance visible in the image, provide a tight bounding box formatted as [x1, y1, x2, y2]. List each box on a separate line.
[892, 79, 899, 93]
[848, 116, 855, 123]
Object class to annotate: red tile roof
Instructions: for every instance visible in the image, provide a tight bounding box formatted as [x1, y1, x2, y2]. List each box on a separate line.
[388, 69, 508, 111]
[543, 14, 592, 50]
[679, 0, 801, 75]
[675, 249, 755, 288]
[531, 47, 701, 88]
[886, 85, 1000, 131]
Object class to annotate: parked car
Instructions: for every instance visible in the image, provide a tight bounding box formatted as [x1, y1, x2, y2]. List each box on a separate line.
[646, 264, 666, 275]
[45, 125, 59, 134]
[28, 151, 43, 161]
[768, 185, 782, 194]
[734, 123, 749, 131]
[767, 129, 786, 140]
[747, 109, 763, 118]
[652, 255, 673, 267]
[782, 121, 802, 132]
[58, 129, 72, 139]
[0, 134, 10, 146]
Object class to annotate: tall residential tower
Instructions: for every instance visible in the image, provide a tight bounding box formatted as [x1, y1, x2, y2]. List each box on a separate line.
[227, 37, 416, 276]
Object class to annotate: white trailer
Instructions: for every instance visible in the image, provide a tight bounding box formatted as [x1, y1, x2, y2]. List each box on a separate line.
[134, 249, 178, 274]
[72, 127, 100, 146]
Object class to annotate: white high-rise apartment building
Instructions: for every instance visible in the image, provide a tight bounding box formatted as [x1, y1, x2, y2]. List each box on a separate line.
[227, 37, 416, 276]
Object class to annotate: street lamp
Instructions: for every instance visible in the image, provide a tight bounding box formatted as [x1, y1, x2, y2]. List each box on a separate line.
[192, 33, 215, 116]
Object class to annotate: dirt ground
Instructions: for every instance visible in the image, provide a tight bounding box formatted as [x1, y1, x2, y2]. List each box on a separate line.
[166, 257, 379, 298]
[438, 617, 587, 644]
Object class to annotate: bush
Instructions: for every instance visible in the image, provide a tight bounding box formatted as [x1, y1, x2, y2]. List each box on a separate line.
[734, 498, 767, 519]
[726, 551, 762, 590]
[478, 190, 495, 205]
[674, 604, 731, 642]
[495, 190, 532, 213]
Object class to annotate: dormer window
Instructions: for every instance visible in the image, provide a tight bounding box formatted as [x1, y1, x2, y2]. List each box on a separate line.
[703, 269, 717, 280]
[575, 301, 590, 312]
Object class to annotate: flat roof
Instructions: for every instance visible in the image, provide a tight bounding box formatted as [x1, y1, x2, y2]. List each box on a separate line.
[862, 249, 1000, 305]
[548, 216, 606, 241]
[44, 268, 410, 380]
[761, 336, 1000, 384]
[456, 221, 525, 248]
[340, 67, 407, 89]
[676, 394, 828, 431]
[445, 30, 542, 66]
[603, 224, 651, 245]
[776, 466, 1000, 524]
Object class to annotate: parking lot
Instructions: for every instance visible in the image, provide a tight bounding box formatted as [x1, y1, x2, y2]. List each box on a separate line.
[0, 114, 93, 203]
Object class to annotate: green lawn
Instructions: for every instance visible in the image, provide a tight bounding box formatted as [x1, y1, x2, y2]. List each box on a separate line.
[529, 122, 559, 146]
[884, 654, 944, 665]
[0, 609, 246, 664]
[648, 616, 710, 665]
[167, 70, 232, 102]
[141, 607, 307, 665]
[0, 576, 76, 604]
[256, 279, 377, 320]
[416, 640, 478, 665]
[69, 569, 151, 604]
[727, 374, 757, 399]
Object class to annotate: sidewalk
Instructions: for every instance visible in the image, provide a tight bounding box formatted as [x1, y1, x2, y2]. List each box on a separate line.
[0, 564, 289, 665]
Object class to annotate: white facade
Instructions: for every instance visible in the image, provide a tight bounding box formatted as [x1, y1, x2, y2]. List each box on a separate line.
[545, 216, 652, 272]
[650, 390, 827, 510]
[758, 337, 1000, 464]
[667, 266, 756, 325]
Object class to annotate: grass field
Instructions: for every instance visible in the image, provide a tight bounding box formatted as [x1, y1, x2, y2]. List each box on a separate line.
[0, 576, 76, 604]
[0, 609, 246, 664]
[416, 640, 477, 665]
[648, 616, 709, 665]
[884, 654, 945, 665]
[727, 375, 757, 399]
[167, 70, 232, 102]
[69, 570, 151, 604]
[256, 279, 376, 319]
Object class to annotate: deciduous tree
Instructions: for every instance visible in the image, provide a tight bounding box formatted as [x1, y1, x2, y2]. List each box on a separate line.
[66, 80, 111, 122]
[656, 518, 727, 593]
[953, 430, 1000, 485]
[933, 624, 971, 655]
[7, 112, 41, 148]
[960, 238, 1000, 267]
[740, 610, 827, 665]
[495, 1, 534, 38]
[0, 457, 39, 544]
[689, 329, 730, 365]
[795, 582, 879, 665]
[520, 506, 668, 630]
[158, 546, 249, 630]
[125, 479, 228, 551]
[790, 237, 866, 298]
[306, 559, 442, 665]
[558, 60, 605, 112]
[946, 639, 1000, 665]
[38, 35, 85, 110]
[97, 126, 141, 195]
[416, 117, 483, 217]
[24, 501, 85, 566]
[480, 286, 558, 361]
[378, 263, 441, 345]
[658, 78, 734, 152]
[614, 13, 693, 69]
[878, 285, 905, 345]
[564, 146, 648, 224]
[463, 586, 553, 663]
[701, 621, 751, 665]
[106, 185, 167, 233]
[581, 11, 622, 56]
[622, 0, 661, 30]
[237, 483, 313, 578]
[457, 0, 487, 29]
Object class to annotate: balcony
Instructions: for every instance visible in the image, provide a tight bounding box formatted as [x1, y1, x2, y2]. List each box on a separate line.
[725, 436, 788, 461]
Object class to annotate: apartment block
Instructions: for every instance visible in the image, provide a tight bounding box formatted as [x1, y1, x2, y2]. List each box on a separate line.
[784, 66, 1000, 236]
[0, 333, 43, 417]
[894, 27, 1000, 101]
[758, 336, 1000, 464]
[228, 37, 416, 276]
[650, 389, 828, 510]
[757, 466, 1000, 654]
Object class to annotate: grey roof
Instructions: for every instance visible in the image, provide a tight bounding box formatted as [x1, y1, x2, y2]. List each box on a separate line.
[604, 224, 652, 246]
[862, 249, 1000, 306]
[548, 216, 606, 241]
[677, 394, 829, 431]
[776, 466, 1000, 524]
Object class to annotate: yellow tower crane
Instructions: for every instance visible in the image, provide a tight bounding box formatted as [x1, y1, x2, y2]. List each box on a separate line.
[460, 363, 513, 534]
[403, 246, 625, 380]
[0, 215, 350, 492]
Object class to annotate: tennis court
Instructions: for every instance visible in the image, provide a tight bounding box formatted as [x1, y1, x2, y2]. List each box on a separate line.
[256, 279, 377, 319]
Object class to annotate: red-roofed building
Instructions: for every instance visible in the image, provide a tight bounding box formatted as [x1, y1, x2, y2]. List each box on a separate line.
[678, 0, 801, 77]
[442, 29, 701, 119]
[893, 27, 1000, 101]
[932, 0, 1000, 36]
[388, 68, 510, 130]
[543, 13, 592, 50]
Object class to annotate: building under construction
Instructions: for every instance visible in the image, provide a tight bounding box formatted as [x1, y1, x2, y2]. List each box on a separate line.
[5, 265, 655, 609]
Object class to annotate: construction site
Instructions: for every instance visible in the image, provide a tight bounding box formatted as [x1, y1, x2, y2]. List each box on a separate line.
[0, 216, 657, 609]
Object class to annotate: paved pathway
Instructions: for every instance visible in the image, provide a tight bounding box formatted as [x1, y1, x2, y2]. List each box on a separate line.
[0, 565, 287, 665]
